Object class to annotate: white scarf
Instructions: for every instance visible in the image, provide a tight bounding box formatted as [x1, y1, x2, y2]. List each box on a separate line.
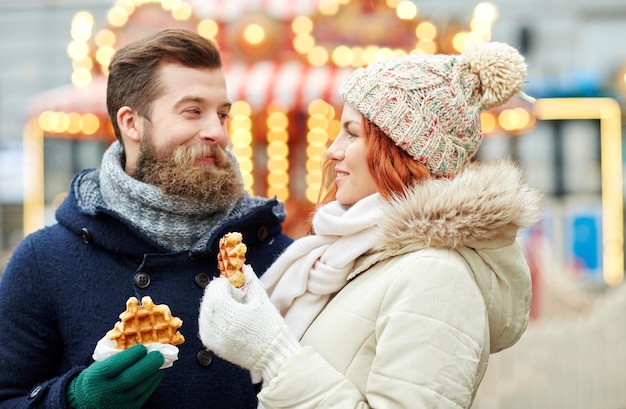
[260, 194, 385, 339]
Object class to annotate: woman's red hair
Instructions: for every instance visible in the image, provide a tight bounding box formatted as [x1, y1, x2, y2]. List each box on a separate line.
[318, 115, 431, 205]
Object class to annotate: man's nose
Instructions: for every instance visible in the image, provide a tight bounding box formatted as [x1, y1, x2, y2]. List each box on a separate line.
[199, 114, 229, 147]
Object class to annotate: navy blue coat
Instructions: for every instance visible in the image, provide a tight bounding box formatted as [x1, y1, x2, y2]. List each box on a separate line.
[0, 171, 292, 409]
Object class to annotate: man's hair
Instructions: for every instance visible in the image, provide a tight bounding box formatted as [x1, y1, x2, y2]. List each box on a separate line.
[106, 28, 223, 143]
[319, 115, 431, 205]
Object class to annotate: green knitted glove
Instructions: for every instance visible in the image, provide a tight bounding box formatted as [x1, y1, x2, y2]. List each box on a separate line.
[67, 344, 164, 409]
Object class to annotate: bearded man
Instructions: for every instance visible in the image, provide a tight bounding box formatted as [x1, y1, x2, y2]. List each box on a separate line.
[0, 28, 292, 409]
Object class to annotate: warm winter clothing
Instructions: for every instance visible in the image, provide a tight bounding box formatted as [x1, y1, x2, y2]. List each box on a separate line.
[66, 345, 164, 409]
[252, 160, 542, 408]
[261, 193, 385, 339]
[339, 42, 527, 177]
[199, 266, 301, 384]
[0, 160, 291, 408]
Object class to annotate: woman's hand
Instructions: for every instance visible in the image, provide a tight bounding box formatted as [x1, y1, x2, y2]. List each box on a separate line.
[198, 265, 300, 383]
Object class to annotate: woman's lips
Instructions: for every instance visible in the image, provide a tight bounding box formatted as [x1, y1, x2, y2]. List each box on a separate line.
[335, 169, 348, 182]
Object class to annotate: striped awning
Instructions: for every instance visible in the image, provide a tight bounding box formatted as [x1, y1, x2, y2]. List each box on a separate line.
[225, 61, 353, 110]
[27, 61, 354, 117]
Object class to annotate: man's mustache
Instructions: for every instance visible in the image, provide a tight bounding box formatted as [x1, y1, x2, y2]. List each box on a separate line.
[172, 144, 229, 167]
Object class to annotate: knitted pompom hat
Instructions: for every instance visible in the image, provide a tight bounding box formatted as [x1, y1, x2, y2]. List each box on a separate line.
[339, 42, 527, 177]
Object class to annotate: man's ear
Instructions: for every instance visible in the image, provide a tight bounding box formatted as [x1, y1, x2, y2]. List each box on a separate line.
[117, 106, 142, 143]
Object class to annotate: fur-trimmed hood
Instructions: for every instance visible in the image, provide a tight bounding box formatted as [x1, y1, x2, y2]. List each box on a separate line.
[355, 159, 544, 353]
[377, 159, 543, 253]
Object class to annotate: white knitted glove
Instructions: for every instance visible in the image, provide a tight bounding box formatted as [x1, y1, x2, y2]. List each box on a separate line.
[199, 265, 300, 383]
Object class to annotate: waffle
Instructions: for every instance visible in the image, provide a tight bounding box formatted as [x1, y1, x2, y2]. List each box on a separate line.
[106, 296, 185, 350]
[217, 232, 247, 288]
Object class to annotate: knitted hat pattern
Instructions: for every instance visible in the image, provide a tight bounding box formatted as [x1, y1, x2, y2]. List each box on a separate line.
[339, 42, 527, 177]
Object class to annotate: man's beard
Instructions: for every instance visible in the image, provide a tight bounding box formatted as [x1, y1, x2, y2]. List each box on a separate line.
[132, 134, 244, 209]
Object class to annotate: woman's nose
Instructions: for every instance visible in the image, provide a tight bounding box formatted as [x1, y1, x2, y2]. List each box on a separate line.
[326, 135, 344, 161]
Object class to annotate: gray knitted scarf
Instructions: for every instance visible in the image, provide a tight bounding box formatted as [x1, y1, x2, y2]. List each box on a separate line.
[95, 142, 239, 251]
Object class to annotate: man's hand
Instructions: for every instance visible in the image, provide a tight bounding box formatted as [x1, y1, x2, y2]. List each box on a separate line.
[67, 344, 164, 409]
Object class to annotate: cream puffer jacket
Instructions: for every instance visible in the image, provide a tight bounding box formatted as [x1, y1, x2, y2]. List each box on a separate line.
[258, 160, 543, 408]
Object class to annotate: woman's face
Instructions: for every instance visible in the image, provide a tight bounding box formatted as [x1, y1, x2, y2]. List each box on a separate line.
[325, 103, 378, 207]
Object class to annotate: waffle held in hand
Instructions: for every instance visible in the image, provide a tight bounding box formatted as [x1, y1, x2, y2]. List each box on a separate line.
[217, 232, 247, 288]
[106, 296, 185, 349]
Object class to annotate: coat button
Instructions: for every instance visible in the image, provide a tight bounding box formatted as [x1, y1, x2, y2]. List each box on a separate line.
[133, 272, 151, 288]
[194, 273, 210, 289]
[80, 228, 92, 243]
[28, 385, 42, 399]
[257, 226, 268, 242]
[197, 349, 213, 366]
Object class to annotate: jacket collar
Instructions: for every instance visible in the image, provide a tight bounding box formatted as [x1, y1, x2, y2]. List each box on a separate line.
[351, 159, 543, 276]
[379, 160, 541, 253]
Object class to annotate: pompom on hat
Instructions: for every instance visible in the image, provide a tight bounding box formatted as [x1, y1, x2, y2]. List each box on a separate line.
[339, 42, 527, 177]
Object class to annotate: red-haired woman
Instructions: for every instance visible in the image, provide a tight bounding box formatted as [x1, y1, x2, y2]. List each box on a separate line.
[199, 42, 543, 408]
